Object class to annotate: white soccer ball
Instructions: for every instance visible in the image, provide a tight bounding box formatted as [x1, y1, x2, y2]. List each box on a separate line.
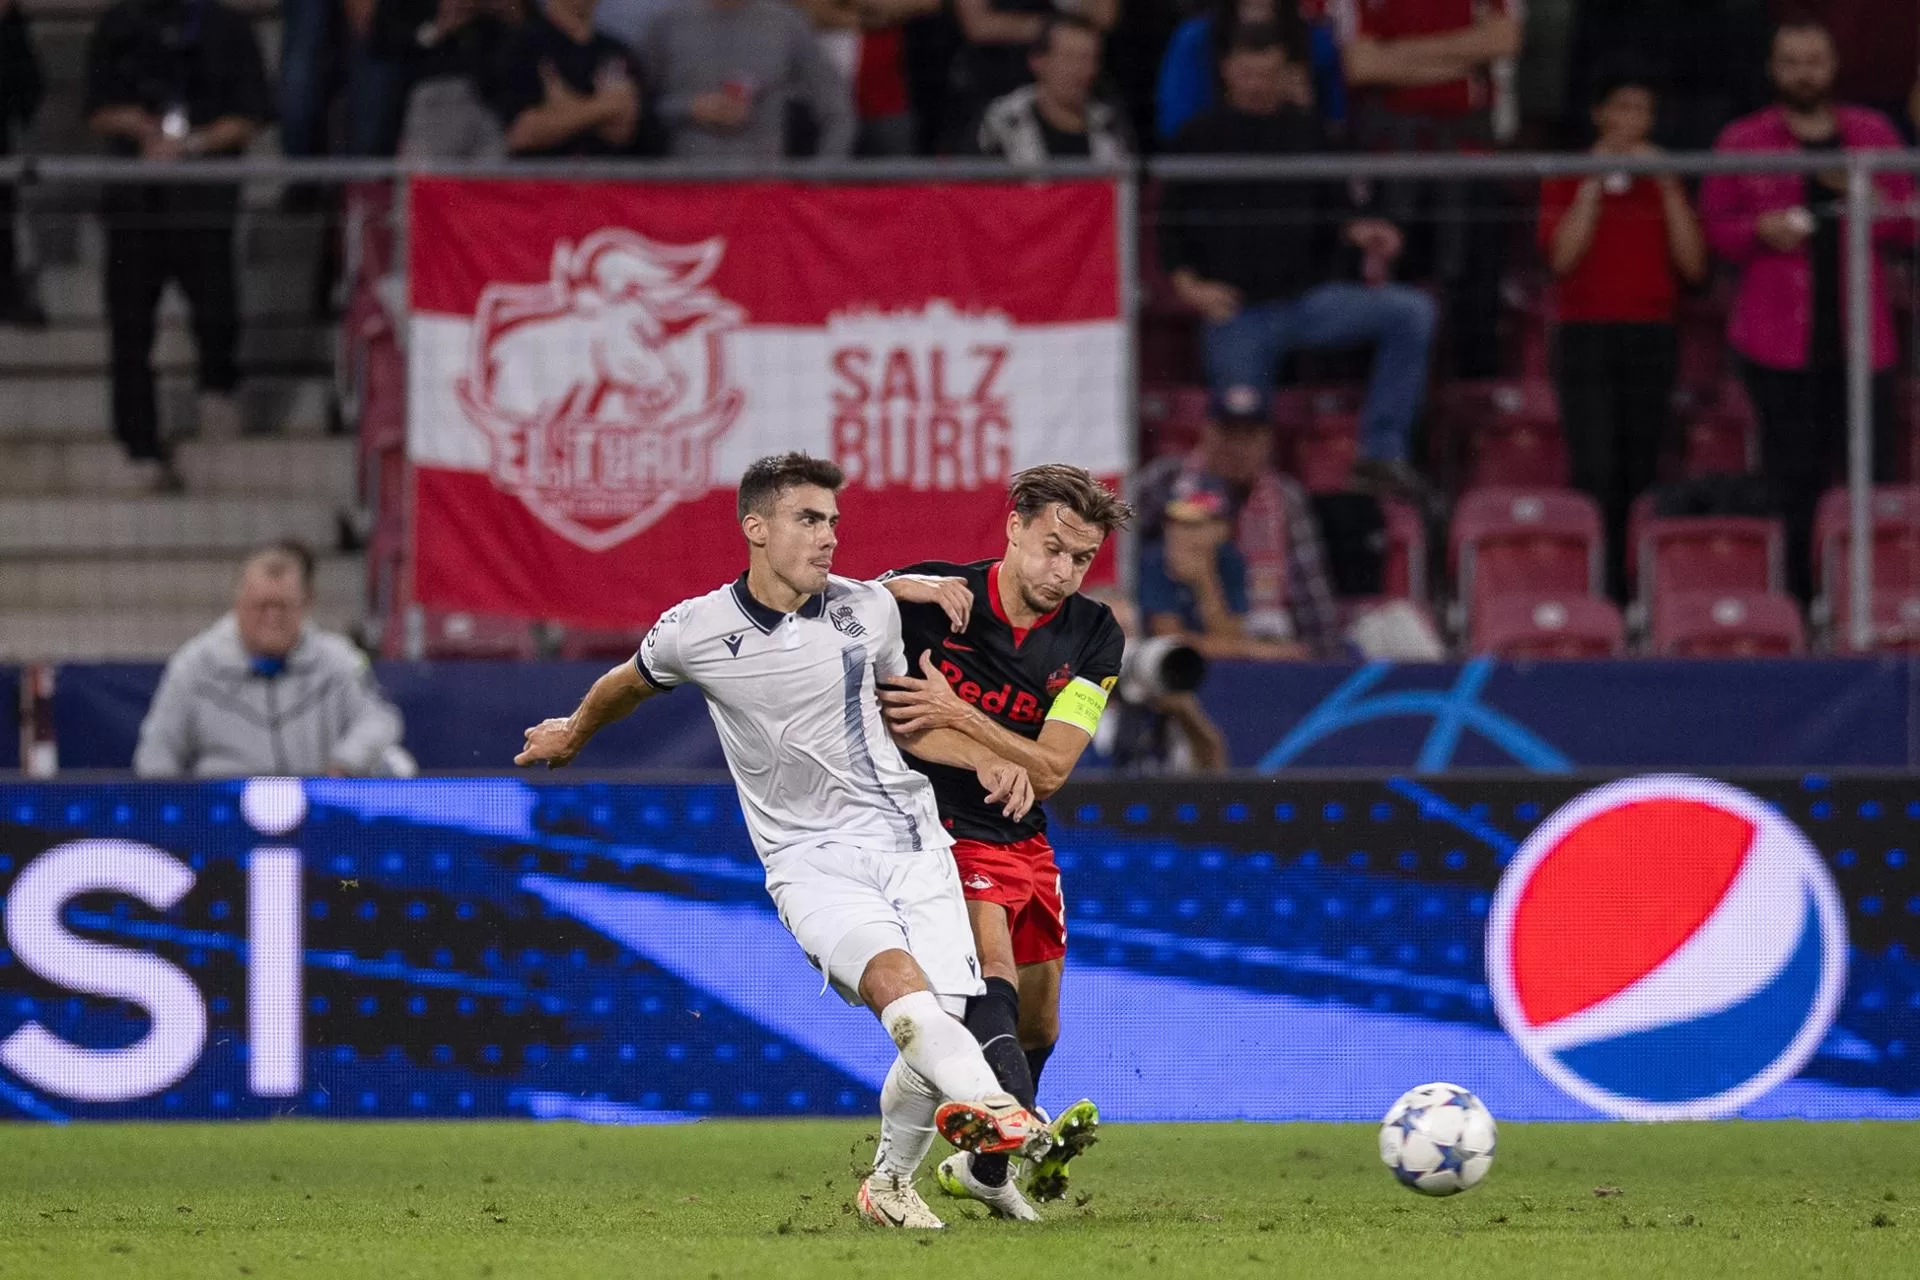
[1378, 1082, 1497, 1196]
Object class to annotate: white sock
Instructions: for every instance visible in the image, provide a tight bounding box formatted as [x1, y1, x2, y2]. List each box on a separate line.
[878, 990, 1005, 1103]
[873, 1055, 939, 1181]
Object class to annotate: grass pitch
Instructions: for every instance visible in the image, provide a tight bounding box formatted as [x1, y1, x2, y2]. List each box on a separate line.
[0, 1120, 1909, 1279]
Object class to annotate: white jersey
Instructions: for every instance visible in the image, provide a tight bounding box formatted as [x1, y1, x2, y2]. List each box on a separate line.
[638, 573, 953, 863]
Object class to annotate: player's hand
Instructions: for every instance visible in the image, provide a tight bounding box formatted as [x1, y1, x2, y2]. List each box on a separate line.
[515, 717, 581, 768]
[882, 575, 972, 632]
[878, 652, 974, 734]
[976, 757, 1034, 821]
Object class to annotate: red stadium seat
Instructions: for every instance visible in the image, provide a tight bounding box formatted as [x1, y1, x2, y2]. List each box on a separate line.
[419, 610, 538, 660]
[1813, 485, 1920, 598]
[1683, 413, 1756, 476]
[1649, 591, 1807, 657]
[1467, 417, 1569, 488]
[1291, 412, 1359, 493]
[1471, 594, 1624, 658]
[1450, 488, 1603, 620]
[1831, 590, 1920, 652]
[558, 628, 650, 661]
[1636, 517, 1784, 617]
[1437, 377, 1561, 428]
[1138, 383, 1210, 459]
[1382, 499, 1427, 604]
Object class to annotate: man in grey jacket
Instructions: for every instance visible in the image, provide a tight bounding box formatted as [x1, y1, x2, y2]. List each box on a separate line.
[641, 0, 853, 159]
[135, 542, 407, 778]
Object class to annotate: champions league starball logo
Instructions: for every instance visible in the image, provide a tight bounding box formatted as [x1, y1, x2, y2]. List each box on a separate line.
[456, 229, 746, 551]
[1487, 776, 1849, 1121]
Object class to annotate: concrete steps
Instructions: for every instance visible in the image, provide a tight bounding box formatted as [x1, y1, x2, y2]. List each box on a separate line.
[0, 436, 356, 498]
[0, 321, 334, 374]
[0, 554, 361, 614]
[0, 373, 335, 436]
[0, 495, 341, 555]
[0, 605, 361, 662]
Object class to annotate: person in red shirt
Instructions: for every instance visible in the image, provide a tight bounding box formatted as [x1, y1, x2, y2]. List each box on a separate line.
[1539, 67, 1706, 600]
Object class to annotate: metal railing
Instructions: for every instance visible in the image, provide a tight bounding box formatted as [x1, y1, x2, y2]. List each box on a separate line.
[3, 147, 1916, 651]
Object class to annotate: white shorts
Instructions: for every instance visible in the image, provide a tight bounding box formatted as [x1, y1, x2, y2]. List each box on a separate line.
[764, 840, 984, 1007]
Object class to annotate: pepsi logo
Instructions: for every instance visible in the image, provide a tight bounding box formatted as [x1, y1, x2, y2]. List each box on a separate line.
[1487, 776, 1848, 1121]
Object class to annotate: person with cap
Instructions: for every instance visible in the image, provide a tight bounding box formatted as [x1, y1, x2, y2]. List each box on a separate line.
[135, 541, 409, 778]
[1135, 409, 1342, 660]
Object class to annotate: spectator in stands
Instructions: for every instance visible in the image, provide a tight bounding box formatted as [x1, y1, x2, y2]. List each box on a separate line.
[951, 0, 1116, 141]
[1541, 66, 1706, 601]
[371, 0, 523, 158]
[1782, 0, 1920, 138]
[1160, 24, 1434, 498]
[87, 0, 270, 491]
[1136, 410, 1341, 659]
[972, 15, 1130, 162]
[1331, 0, 1522, 377]
[799, 0, 939, 155]
[278, 0, 339, 167]
[487, 0, 646, 156]
[1701, 16, 1912, 599]
[135, 542, 408, 778]
[642, 0, 854, 159]
[1155, 0, 1345, 144]
[0, 0, 44, 327]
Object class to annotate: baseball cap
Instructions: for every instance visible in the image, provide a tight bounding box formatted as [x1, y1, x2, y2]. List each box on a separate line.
[1210, 383, 1271, 429]
[1163, 473, 1232, 524]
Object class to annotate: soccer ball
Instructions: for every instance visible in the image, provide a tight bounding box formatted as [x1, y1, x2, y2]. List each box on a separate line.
[1378, 1082, 1497, 1196]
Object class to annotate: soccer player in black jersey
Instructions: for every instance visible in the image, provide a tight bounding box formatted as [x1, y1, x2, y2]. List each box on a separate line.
[880, 464, 1133, 1218]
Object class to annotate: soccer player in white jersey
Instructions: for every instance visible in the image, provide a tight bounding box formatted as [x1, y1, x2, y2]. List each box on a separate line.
[515, 452, 1045, 1230]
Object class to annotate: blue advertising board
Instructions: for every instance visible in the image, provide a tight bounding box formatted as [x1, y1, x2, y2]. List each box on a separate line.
[0, 776, 1911, 1124]
[36, 657, 1920, 774]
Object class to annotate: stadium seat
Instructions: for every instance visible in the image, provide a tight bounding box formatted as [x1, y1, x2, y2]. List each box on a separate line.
[1291, 411, 1359, 493]
[1683, 412, 1756, 477]
[1382, 499, 1427, 604]
[1450, 488, 1603, 623]
[1812, 485, 1920, 598]
[1471, 594, 1625, 658]
[418, 610, 538, 660]
[558, 627, 649, 661]
[1649, 591, 1807, 657]
[1467, 417, 1569, 489]
[1138, 383, 1209, 459]
[1636, 516, 1784, 616]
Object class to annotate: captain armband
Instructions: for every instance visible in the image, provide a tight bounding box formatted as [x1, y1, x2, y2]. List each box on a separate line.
[1045, 676, 1111, 736]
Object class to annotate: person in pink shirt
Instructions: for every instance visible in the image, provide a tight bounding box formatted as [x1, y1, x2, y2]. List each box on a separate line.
[1699, 16, 1914, 599]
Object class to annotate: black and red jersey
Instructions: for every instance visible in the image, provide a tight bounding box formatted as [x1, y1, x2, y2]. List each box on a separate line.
[886, 558, 1125, 843]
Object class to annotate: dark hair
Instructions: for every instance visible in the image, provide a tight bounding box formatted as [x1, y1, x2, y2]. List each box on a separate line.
[1221, 21, 1301, 65]
[1772, 12, 1834, 46]
[1031, 12, 1102, 60]
[1215, 2, 1309, 67]
[244, 539, 316, 594]
[1588, 58, 1661, 110]
[1009, 464, 1135, 535]
[736, 453, 845, 521]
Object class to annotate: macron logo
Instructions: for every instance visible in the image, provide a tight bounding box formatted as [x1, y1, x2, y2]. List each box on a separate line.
[723, 634, 743, 656]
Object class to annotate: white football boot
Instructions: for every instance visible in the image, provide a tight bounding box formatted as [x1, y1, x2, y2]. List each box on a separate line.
[857, 1174, 945, 1229]
[934, 1152, 1042, 1221]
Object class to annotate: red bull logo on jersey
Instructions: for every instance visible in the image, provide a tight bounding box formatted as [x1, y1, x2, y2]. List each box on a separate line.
[1487, 776, 1848, 1120]
[455, 229, 746, 551]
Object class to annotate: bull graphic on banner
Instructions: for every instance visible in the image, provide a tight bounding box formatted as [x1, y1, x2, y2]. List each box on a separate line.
[455, 229, 746, 552]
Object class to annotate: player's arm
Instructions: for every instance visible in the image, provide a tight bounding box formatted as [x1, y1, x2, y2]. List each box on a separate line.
[889, 723, 1035, 821]
[879, 652, 1099, 798]
[517, 606, 686, 768]
[514, 661, 662, 768]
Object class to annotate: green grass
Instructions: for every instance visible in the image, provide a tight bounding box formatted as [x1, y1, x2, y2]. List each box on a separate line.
[0, 1120, 1909, 1279]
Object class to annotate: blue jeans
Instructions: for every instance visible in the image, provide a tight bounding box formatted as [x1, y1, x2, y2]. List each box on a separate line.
[1202, 282, 1436, 464]
[278, 0, 335, 157]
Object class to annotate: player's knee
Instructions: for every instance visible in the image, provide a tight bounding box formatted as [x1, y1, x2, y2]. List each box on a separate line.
[856, 947, 927, 1013]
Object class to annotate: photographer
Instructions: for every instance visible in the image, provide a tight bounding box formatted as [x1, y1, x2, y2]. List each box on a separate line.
[1091, 593, 1228, 776]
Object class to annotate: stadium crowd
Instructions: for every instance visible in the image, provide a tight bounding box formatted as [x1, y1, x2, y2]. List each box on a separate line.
[1, 0, 1919, 668]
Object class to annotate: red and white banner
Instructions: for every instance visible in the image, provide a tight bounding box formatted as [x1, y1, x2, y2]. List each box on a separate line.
[406, 178, 1126, 627]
